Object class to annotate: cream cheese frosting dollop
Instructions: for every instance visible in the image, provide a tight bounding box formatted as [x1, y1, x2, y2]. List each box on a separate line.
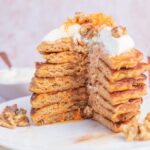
[42, 24, 82, 42]
[42, 24, 135, 56]
[42, 26, 68, 42]
[67, 24, 82, 41]
[97, 27, 135, 56]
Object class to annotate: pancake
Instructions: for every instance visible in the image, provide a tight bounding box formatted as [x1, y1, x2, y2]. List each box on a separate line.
[93, 112, 139, 132]
[38, 37, 88, 54]
[90, 44, 143, 70]
[89, 67, 146, 92]
[88, 93, 142, 114]
[88, 83, 146, 105]
[35, 62, 87, 78]
[32, 109, 85, 125]
[31, 100, 87, 123]
[97, 73, 146, 92]
[98, 59, 150, 82]
[30, 75, 86, 94]
[43, 51, 87, 64]
[95, 108, 138, 123]
[90, 100, 139, 122]
[31, 87, 88, 108]
[38, 38, 73, 53]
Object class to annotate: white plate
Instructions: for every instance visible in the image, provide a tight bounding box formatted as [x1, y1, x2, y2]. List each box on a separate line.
[0, 94, 150, 150]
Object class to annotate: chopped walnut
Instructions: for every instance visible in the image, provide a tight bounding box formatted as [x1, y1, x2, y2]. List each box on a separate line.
[111, 26, 127, 38]
[144, 112, 150, 131]
[122, 124, 139, 141]
[0, 114, 16, 129]
[83, 106, 93, 118]
[0, 104, 29, 129]
[80, 24, 98, 39]
[138, 124, 150, 141]
[80, 24, 90, 37]
[122, 112, 150, 141]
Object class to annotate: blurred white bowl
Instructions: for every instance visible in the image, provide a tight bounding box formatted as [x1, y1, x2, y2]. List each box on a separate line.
[0, 67, 34, 100]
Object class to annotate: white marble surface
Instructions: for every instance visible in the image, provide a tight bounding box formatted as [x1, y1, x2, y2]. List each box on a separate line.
[0, 0, 150, 68]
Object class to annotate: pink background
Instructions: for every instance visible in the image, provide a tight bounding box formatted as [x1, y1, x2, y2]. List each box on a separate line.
[0, 0, 150, 68]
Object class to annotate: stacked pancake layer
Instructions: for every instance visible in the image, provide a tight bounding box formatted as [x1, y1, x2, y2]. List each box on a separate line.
[88, 44, 149, 132]
[30, 38, 88, 125]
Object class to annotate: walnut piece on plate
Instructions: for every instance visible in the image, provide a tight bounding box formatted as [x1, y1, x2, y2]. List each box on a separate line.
[122, 113, 150, 141]
[0, 104, 29, 129]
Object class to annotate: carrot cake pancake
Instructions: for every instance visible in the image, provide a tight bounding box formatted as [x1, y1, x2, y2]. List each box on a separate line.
[89, 70, 146, 92]
[43, 51, 87, 64]
[88, 83, 146, 105]
[98, 60, 150, 82]
[31, 87, 87, 109]
[93, 112, 139, 133]
[38, 38, 73, 53]
[31, 100, 87, 124]
[88, 94, 142, 114]
[30, 75, 86, 94]
[33, 109, 85, 125]
[35, 62, 87, 77]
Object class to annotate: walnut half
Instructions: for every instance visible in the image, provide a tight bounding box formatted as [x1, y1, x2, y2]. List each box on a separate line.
[111, 26, 127, 38]
[79, 24, 98, 39]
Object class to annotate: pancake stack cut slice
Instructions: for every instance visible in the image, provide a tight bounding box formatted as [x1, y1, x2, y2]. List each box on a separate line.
[30, 38, 89, 125]
[29, 12, 150, 133]
[88, 44, 150, 132]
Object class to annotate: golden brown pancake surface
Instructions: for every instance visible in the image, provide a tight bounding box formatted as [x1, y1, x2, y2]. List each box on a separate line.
[32, 109, 85, 125]
[88, 83, 146, 105]
[38, 38, 73, 53]
[93, 112, 139, 132]
[35, 62, 87, 78]
[43, 51, 87, 64]
[98, 59, 150, 82]
[30, 75, 86, 94]
[31, 100, 87, 123]
[31, 87, 87, 108]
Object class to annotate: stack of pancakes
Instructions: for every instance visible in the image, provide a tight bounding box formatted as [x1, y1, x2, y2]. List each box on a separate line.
[30, 38, 88, 125]
[29, 12, 150, 133]
[88, 44, 150, 132]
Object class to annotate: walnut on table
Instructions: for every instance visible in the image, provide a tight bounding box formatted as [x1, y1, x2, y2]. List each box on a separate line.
[0, 104, 29, 129]
[122, 113, 150, 141]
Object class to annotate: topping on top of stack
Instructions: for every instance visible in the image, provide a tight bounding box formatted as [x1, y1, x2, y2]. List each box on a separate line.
[42, 12, 134, 56]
